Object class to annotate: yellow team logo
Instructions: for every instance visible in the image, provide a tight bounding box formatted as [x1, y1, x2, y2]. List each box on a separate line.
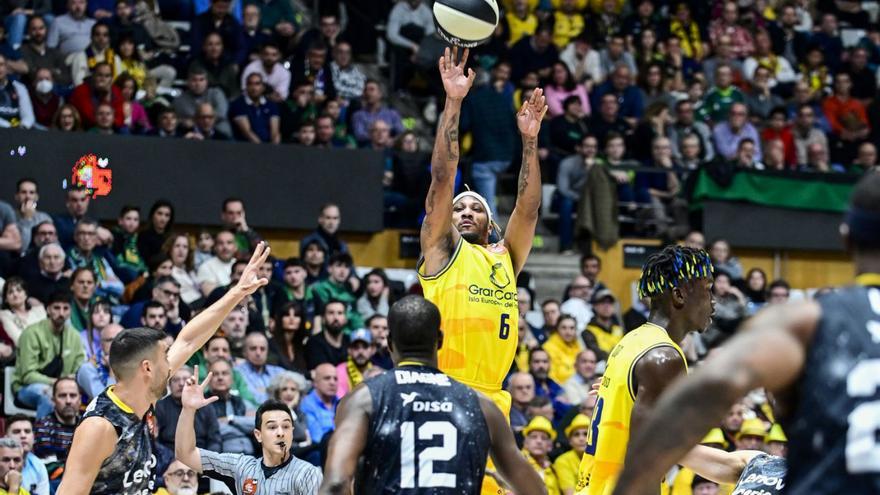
[490, 263, 511, 289]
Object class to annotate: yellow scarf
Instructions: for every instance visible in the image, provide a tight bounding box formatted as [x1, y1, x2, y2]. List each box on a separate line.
[758, 54, 780, 75]
[87, 46, 117, 78]
[670, 20, 703, 59]
[346, 356, 370, 388]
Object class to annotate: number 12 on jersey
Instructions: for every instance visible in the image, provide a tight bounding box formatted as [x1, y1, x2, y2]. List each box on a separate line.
[401, 421, 458, 488]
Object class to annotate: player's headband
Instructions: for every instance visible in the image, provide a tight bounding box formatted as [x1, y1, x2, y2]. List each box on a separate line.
[452, 188, 502, 236]
[638, 248, 714, 299]
[842, 207, 880, 249]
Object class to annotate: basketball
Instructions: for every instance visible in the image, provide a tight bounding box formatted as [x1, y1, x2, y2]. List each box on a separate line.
[433, 0, 499, 48]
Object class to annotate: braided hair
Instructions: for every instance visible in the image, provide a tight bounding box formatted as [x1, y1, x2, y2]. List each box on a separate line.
[638, 245, 714, 300]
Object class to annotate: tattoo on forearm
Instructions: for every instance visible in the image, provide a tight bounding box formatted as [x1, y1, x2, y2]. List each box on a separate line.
[443, 114, 459, 162]
[517, 139, 537, 198]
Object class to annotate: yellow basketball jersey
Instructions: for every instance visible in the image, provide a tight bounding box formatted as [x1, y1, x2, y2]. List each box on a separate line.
[575, 323, 687, 495]
[418, 238, 519, 393]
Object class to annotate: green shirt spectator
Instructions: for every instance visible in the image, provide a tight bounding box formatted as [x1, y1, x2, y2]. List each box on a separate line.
[310, 253, 363, 333]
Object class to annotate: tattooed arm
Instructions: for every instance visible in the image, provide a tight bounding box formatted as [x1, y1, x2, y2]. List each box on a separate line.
[420, 47, 475, 276]
[612, 301, 819, 495]
[504, 88, 548, 275]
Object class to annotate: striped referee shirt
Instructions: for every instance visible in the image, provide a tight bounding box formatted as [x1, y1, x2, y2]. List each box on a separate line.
[198, 448, 322, 494]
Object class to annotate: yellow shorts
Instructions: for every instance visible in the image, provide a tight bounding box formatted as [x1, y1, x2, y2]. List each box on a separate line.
[470, 387, 511, 495]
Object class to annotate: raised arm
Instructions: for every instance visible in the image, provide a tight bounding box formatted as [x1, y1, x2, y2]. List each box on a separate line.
[318, 385, 373, 495]
[679, 446, 762, 485]
[168, 242, 270, 372]
[504, 88, 548, 275]
[480, 395, 547, 494]
[612, 301, 819, 495]
[420, 47, 474, 277]
[175, 366, 219, 473]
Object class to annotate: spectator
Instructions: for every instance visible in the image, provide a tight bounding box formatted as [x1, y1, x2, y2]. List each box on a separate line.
[701, 35, 745, 89]
[268, 301, 309, 372]
[507, 371, 535, 437]
[174, 67, 231, 136]
[20, 16, 70, 87]
[366, 314, 391, 369]
[582, 288, 622, 357]
[762, 139, 787, 171]
[709, 239, 742, 280]
[67, 219, 125, 300]
[667, 2, 707, 61]
[743, 28, 797, 92]
[592, 63, 643, 127]
[350, 80, 404, 144]
[156, 366, 220, 453]
[301, 203, 349, 259]
[24, 244, 68, 304]
[5, 415, 50, 495]
[804, 141, 837, 173]
[330, 41, 365, 102]
[669, 99, 714, 162]
[598, 34, 636, 78]
[561, 274, 593, 330]
[844, 47, 876, 104]
[244, 0, 299, 42]
[272, 258, 314, 319]
[89, 101, 120, 135]
[798, 45, 831, 102]
[235, 332, 284, 403]
[144, 106, 185, 137]
[191, 0, 246, 65]
[792, 104, 829, 165]
[529, 348, 569, 422]
[760, 107, 797, 168]
[386, 0, 434, 90]
[334, 328, 374, 398]
[139, 300, 169, 332]
[188, 31, 240, 99]
[549, 95, 590, 156]
[301, 238, 329, 285]
[560, 33, 602, 86]
[769, 3, 811, 68]
[708, 1, 753, 58]
[160, 460, 200, 495]
[219, 197, 263, 260]
[300, 362, 338, 464]
[0, 437, 26, 495]
[229, 72, 281, 143]
[28, 67, 60, 129]
[745, 66, 785, 122]
[69, 61, 124, 129]
[162, 234, 201, 307]
[75, 322, 121, 401]
[305, 300, 349, 370]
[241, 41, 289, 102]
[196, 230, 236, 296]
[823, 73, 870, 151]
[80, 299, 110, 361]
[267, 371, 312, 458]
[0, 54, 34, 129]
[195, 335, 258, 408]
[521, 416, 560, 492]
[296, 12, 342, 60]
[731, 138, 761, 170]
[32, 377, 81, 460]
[502, 0, 537, 47]
[631, 101, 672, 163]
[70, 23, 122, 86]
[713, 102, 762, 161]
[553, 0, 585, 48]
[676, 133, 704, 171]
[188, 101, 231, 140]
[545, 62, 590, 118]
[543, 314, 580, 385]
[633, 27, 663, 76]
[692, 476, 720, 495]
[47, 0, 96, 56]
[812, 13, 843, 72]
[622, 0, 659, 47]
[852, 142, 878, 173]
[637, 62, 674, 112]
[510, 26, 558, 83]
[0, 277, 46, 347]
[702, 271, 746, 349]
[205, 356, 256, 455]
[356, 268, 391, 320]
[122, 276, 188, 335]
[289, 41, 336, 105]
[562, 349, 598, 405]
[12, 179, 52, 258]
[51, 103, 81, 131]
[589, 92, 631, 146]
[241, 3, 269, 60]
[105, 0, 151, 48]
[311, 253, 361, 328]
[698, 64, 745, 124]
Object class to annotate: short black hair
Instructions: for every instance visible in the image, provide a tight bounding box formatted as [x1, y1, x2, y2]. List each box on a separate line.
[142, 300, 165, 318]
[768, 279, 790, 292]
[328, 252, 353, 266]
[365, 313, 387, 327]
[580, 253, 602, 267]
[16, 177, 37, 191]
[388, 296, 441, 356]
[52, 377, 78, 397]
[562, 95, 581, 111]
[119, 205, 140, 217]
[284, 257, 305, 270]
[541, 298, 560, 308]
[47, 290, 72, 306]
[528, 347, 549, 362]
[148, 252, 171, 274]
[528, 396, 551, 409]
[154, 275, 180, 289]
[323, 299, 347, 316]
[109, 327, 168, 380]
[255, 399, 294, 430]
[222, 197, 244, 211]
[5, 414, 33, 427]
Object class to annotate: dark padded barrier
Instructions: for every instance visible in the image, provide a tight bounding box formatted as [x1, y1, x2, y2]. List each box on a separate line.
[0, 128, 385, 232]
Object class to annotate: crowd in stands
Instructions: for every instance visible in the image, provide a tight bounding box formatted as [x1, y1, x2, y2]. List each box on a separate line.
[0, 0, 868, 493]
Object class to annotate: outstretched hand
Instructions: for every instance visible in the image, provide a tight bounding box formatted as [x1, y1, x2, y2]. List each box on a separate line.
[233, 241, 271, 296]
[517, 88, 548, 138]
[438, 46, 475, 100]
[181, 365, 218, 411]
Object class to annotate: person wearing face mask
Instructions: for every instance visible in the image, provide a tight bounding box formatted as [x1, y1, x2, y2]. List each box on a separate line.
[28, 68, 59, 129]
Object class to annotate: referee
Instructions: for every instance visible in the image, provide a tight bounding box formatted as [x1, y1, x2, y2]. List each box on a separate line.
[175, 366, 322, 494]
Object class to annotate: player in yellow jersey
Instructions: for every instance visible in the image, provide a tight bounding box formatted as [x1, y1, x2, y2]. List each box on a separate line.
[418, 46, 546, 494]
[575, 246, 715, 495]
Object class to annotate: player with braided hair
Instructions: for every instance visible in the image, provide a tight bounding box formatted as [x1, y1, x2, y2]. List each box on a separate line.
[575, 245, 715, 495]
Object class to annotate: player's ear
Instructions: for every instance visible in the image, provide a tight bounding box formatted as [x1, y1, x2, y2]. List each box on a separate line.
[670, 286, 686, 308]
[437, 329, 444, 351]
[253, 428, 262, 444]
[840, 222, 854, 253]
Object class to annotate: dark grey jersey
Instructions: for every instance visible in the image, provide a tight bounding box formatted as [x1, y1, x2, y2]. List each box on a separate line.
[732, 454, 786, 495]
[783, 283, 880, 494]
[355, 364, 491, 494]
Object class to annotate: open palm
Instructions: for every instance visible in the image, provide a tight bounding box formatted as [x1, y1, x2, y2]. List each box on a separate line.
[439, 47, 475, 99]
[234, 241, 271, 296]
[181, 365, 218, 410]
[517, 88, 548, 138]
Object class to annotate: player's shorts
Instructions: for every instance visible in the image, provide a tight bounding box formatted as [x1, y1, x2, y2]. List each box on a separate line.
[470, 386, 511, 495]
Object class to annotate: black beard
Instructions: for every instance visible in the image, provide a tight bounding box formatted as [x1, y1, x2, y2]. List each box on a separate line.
[327, 324, 344, 336]
[460, 230, 483, 244]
